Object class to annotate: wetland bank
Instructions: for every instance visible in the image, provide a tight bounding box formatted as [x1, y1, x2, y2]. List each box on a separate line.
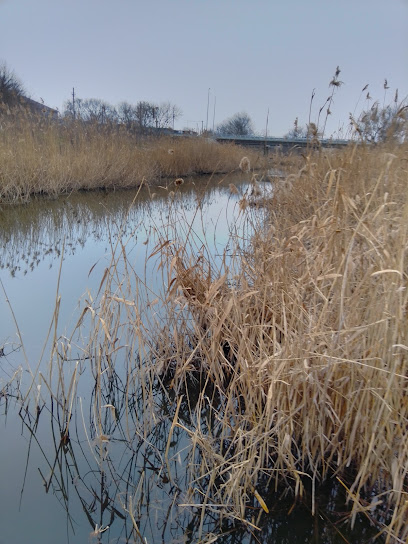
[0, 134, 407, 543]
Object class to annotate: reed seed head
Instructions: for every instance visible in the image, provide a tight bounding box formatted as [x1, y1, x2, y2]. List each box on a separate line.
[229, 183, 239, 195]
[330, 78, 343, 88]
[239, 197, 248, 211]
[250, 182, 262, 197]
[239, 156, 251, 173]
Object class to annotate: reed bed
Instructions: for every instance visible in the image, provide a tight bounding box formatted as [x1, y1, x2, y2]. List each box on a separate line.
[17, 141, 408, 541]
[140, 142, 407, 541]
[0, 114, 261, 202]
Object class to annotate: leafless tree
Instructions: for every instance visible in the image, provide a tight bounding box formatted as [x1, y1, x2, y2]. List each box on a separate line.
[64, 95, 182, 132]
[216, 112, 255, 136]
[153, 101, 182, 129]
[134, 101, 154, 129]
[63, 97, 117, 123]
[0, 61, 25, 106]
[284, 117, 308, 139]
[118, 101, 182, 131]
[117, 101, 137, 128]
[351, 98, 408, 143]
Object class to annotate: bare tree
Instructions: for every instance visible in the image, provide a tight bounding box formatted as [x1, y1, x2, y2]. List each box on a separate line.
[63, 95, 182, 133]
[135, 101, 154, 129]
[133, 101, 182, 131]
[284, 117, 308, 139]
[81, 98, 117, 123]
[351, 97, 408, 143]
[0, 61, 25, 106]
[154, 101, 182, 129]
[216, 112, 255, 136]
[63, 97, 117, 123]
[117, 101, 137, 128]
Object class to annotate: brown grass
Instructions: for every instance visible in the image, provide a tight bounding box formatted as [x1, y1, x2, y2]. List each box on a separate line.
[0, 114, 262, 202]
[142, 141, 408, 541]
[15, 140, 408, 541]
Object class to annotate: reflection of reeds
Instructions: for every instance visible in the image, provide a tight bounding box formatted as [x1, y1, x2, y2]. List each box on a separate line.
[0, 175, 245, 275]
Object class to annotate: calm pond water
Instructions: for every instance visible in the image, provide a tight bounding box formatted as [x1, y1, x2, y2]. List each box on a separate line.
[0, 177, 381, 543]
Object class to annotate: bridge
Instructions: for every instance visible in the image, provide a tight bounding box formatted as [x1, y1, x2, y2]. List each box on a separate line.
[215, 135, 350, 152]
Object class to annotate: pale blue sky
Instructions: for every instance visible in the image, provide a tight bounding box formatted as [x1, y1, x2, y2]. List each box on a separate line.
[1, 0, 407, 136]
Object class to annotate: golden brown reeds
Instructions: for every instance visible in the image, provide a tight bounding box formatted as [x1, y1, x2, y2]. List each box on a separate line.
[22, 140, 407, 540]
[239, 156, 251, 173]
[0, 113, 261, 202]
[146, 140, 408, 541]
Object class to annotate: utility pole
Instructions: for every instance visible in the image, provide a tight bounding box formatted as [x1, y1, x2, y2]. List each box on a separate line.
[206, 88, 210, 131]
[265, 107, 269, 138]
[72, 87, 76, 119]
[212, 95, 216, 133]
[264, 107, 269, 155]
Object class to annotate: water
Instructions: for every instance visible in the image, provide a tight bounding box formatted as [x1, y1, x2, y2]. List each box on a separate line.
[0, 177, 381, 543]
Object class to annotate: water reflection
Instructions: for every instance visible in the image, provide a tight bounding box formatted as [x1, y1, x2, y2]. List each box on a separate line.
[0, 174, 255, 375]
[0, 175, 249, 277]
[16, 360, 379, 544]
[0, 177, 381, 543]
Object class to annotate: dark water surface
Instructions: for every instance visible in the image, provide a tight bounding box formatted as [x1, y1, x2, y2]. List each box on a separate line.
[0, 178, 381, 543]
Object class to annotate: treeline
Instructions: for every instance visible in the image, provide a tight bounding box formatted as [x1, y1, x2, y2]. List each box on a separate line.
[63, 97, 182, 132]
[0, 61, 25, 108]
[1, 60, 183, 133]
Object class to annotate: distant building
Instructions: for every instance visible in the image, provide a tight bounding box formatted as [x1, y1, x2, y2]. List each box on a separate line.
[20, 96, 59, 119]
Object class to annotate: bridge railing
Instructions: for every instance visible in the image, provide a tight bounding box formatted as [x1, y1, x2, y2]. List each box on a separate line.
[214, 134, 350, 151]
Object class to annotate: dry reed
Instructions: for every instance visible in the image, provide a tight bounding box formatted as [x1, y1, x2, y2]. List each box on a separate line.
[16, 140, 408, 541]
[0, 114, 261, 202]
[144, 141, 408, 541]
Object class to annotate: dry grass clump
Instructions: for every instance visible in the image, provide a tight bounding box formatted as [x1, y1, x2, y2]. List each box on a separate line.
[22, 142, 406, 540]
[0, 114, 260, 202]
[149, 142, 408, 540]
[239, 156, 251, 173]
[147, 136, 260, 179]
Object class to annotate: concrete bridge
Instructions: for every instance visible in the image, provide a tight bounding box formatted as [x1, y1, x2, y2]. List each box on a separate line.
[215, 135, 350, 152]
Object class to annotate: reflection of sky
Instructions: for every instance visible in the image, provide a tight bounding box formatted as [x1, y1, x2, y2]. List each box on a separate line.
[0, 177, 259, 381]
[0, 177, 257, 544]
[0, 179, 380, 544]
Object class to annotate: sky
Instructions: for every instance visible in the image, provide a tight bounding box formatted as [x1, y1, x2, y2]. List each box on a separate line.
[1, 0, 407, 137]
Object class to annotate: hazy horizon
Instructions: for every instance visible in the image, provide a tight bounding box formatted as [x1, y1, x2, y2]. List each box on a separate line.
[1, 0, 407, 137]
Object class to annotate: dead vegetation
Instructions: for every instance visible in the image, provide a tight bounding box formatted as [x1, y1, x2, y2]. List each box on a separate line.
[0, 114, 261, 202]
[11, 140, 408, 541]
[141, 141, 408, 541]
